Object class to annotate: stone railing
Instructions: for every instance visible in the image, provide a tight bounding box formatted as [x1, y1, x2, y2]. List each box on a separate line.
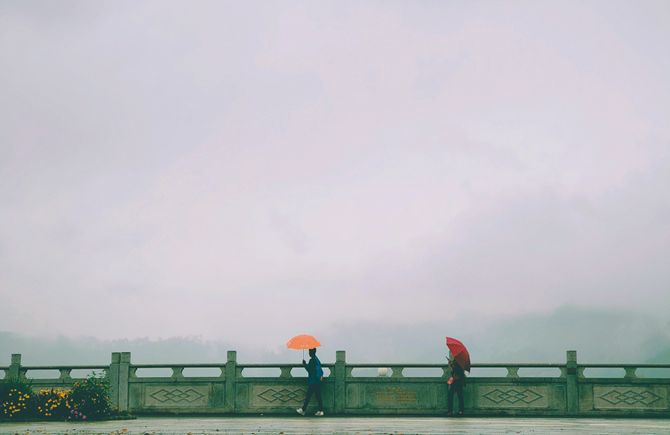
[3, 351, 669, 417]
[574, 363, 670, 416]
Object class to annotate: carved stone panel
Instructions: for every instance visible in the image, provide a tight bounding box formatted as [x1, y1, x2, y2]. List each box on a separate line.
[346, 384, 361, 408]
[145, 385, 209, 407]
[477, 385, 549, 408]
[593, 386, 667, 409]
[251, 385, 307, 407]
[375, 386, 418, 405]
[363, 385, 430, 408]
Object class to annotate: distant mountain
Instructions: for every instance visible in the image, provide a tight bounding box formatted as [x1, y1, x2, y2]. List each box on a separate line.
[645, 347, 670, 364]
[2, 305, 669, 369]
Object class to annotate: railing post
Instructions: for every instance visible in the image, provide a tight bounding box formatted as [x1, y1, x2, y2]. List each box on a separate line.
[109, 353, 120, 409]
[225, 351, 237, 414]
[566, 350, 578, 416]
[334, 350, 346, 414]
[9, 354, 21, 379]
[118, 352, 131, 412]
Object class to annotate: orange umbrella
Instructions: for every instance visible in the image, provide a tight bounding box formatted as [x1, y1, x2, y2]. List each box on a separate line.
[287, 334, 321, 360]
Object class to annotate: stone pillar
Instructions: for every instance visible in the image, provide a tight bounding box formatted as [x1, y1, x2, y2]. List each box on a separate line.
[9, 354, 21, 378]
[118, 352, 131, 411]
[109, 353, 121, 409]
[334, 351, 346, 414]
[566, 350, 578, 416]
[225, 351, 237, 413]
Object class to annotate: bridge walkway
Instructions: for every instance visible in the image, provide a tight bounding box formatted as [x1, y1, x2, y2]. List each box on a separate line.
[2, 416, 670, 435]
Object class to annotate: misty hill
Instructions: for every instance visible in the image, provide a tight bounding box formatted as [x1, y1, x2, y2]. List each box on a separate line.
[2, 306, 668, 369]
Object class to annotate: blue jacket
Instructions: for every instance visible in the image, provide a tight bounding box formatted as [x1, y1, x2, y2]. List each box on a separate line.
[304, 356, 323, 385]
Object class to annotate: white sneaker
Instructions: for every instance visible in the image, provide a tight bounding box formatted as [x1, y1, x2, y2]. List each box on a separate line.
[296, 408, 305, 415]
[315, 411, 324, 416]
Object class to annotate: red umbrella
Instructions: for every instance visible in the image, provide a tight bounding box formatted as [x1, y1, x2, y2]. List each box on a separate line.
[446, 337, 471, 372]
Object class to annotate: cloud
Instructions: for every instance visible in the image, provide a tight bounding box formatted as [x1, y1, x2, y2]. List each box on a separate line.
[0, 1, 668, 345]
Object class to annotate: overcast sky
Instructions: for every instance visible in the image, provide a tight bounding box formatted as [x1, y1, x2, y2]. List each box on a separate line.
[1, 1, 669, 353]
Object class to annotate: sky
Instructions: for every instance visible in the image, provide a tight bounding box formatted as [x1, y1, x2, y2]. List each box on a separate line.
[1, 1, 669, 359]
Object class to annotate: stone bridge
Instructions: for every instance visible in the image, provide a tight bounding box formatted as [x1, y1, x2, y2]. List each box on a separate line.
[3, 351, 669, 417]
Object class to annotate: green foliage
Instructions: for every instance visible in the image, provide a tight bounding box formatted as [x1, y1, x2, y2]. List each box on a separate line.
[34, 388, 70, 420]
[67, 372, 110, 421]
[0, 377, 34, 419]
[0, 372, 124, 421]
[0, 376, 32, 397]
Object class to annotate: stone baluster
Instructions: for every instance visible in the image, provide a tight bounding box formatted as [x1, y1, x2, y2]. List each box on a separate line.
[171, 366, 185, 380]
[128, 367, 138, 379]
[59, 369, 72, 381]
[345, 366, 354, 378]
[280, 366, 292, 378]
[624, 366, 638, 379]
[390, 366, 404, 378]
[506, 366, 520, 378]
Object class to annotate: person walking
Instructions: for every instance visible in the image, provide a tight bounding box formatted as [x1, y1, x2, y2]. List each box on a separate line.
[296, 348, 324, 416]
[447, 357, 466, 416]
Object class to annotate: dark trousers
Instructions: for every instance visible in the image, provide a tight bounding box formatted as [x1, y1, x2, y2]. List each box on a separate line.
[447, 382, 464, 413]
[302, 383, 323, 411]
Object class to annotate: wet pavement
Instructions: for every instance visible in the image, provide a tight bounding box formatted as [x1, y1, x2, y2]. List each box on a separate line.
[1, 416, 670, 435]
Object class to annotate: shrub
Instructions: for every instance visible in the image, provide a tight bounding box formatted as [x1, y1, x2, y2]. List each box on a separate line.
[67, 372, 110, 421]
[35, 388, 70, 420]
[1, 372, 123, 422]
[0, 377, 34, 419]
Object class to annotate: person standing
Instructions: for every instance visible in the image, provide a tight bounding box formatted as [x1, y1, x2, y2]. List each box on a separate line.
[296, 348, 324, 416]
[447, 358, 466, 416]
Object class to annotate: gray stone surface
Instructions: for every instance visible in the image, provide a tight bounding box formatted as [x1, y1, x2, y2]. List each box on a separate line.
[5, 351, 670, 418]
[2, 417, 670, 435]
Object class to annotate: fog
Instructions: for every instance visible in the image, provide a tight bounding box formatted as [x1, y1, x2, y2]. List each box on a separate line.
[3, 306, 669, 371]
[1, 1, 669, 365]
